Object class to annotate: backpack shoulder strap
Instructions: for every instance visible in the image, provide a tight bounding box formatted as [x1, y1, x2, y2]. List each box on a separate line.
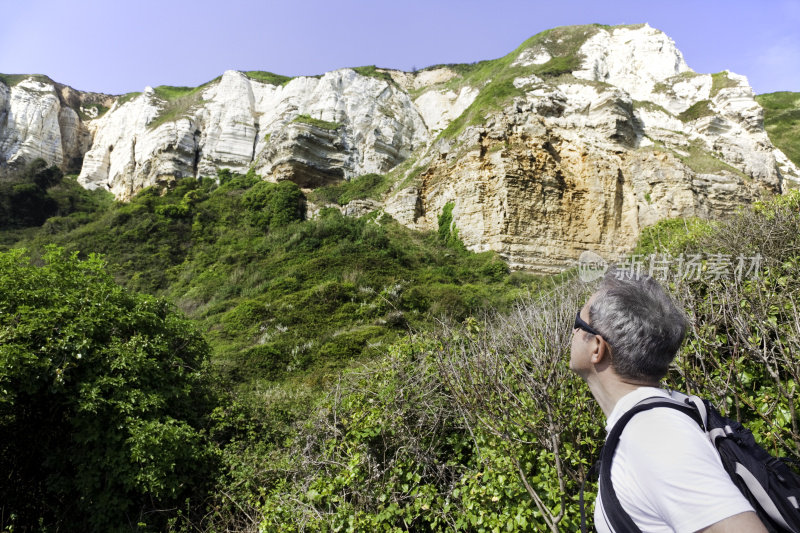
[599, 397, 702, 533]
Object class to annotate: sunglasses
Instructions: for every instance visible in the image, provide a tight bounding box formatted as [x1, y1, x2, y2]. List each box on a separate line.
[574, 311, 601, 336]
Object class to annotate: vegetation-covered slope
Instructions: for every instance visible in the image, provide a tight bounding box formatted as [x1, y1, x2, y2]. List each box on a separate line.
[756, 91, 800, 167]
[2, 174, 800, 531]
[252, 192, 800, 532]
[4, 164, 541, 390]
[422, 24, 608, 139]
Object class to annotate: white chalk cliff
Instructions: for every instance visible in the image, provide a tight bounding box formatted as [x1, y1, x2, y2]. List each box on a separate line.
[75, 69, 430, 199]
[1, 24, 798, 270]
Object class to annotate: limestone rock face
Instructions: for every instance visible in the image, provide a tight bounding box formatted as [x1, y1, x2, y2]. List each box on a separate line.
[2, 23, 799, 271]
[252, 69, 429, 183]
[381, 24, 799, 271]
[0, 77, 111, 175]
[0, 79, 64, 169]
[573, 24, 691, 100]
[414, 86, 479, 132]
[404, 97, 763, 271]
[77, 69, 429, 199]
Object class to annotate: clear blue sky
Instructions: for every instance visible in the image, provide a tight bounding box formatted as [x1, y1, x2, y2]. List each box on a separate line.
[1, 0, 798, 95]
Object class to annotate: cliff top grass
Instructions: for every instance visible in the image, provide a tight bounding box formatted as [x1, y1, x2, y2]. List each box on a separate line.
[152, 84, 204, 101]
[436, 24, 604, 140]
[710, 71, 739, 97]
[244, 71, 294, 86]
[351, 66, 397, 86]
[756, 91, 800, 167]
[115, 92, 142, 106]
[147, 83, 212, 130]
[0, 73, 55, 87]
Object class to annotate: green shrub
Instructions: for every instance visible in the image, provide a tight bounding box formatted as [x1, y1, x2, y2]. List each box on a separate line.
[0, 159, 101, 231]
[437, 201, 466, 250]
[310, 173, 391, 205]
[241, 180, 306, 231]
[258, 283, 602, 531]
[634, 217, 715, 256]
[626, 191, 800, 462]
[0, 247, 218, 531]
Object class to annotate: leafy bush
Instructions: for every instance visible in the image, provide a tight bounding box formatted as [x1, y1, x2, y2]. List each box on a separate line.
[0, 247, 218, 531]
[241, 179, 306, 231]
[437, 201, 466, 250]
[258, 337, 472, 531]
[633, 217, 714, 256]
[663, 191, 800, 460]
[310, 173, 391, 205]
[0, 159, 111, 233]
[436, 285, 602, 532]
[257, 282, 602, 532]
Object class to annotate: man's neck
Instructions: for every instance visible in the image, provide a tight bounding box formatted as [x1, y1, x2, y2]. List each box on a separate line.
[586, 376, 660, 418]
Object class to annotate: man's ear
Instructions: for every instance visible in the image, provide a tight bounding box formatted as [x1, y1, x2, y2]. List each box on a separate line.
[591, 335, 609, 365]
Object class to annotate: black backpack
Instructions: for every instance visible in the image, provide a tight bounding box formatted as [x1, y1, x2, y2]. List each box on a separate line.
[588, 392, 800, 533]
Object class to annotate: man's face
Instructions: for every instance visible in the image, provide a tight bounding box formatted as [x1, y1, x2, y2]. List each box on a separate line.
[569, 293, 598, 378]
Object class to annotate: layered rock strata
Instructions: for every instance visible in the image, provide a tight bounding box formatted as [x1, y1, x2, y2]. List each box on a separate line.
[0, 77, 112, 175]
[76, 69, 429, 199]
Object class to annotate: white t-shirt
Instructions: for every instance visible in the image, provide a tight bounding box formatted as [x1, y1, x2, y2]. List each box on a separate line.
[594, 387, 754, 533]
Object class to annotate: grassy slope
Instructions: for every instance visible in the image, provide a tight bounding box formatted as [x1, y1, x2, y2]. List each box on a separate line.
[436, 24, 606, 140]
[0, 73, 55, 87]
[756, 91, 800, 167]
[7, 172, 542, 391]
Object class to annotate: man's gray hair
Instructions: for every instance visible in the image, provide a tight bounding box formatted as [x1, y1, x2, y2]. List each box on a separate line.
[588, 270, 688, 382]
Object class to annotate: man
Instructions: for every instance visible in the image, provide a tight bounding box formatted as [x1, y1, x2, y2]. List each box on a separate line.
[570, 271, 767, 532]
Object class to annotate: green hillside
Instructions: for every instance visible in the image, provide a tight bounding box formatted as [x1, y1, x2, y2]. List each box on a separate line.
[3, 164, 542, 390]
[3, 154, 799, 531]
[756, 91, 800, 167]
